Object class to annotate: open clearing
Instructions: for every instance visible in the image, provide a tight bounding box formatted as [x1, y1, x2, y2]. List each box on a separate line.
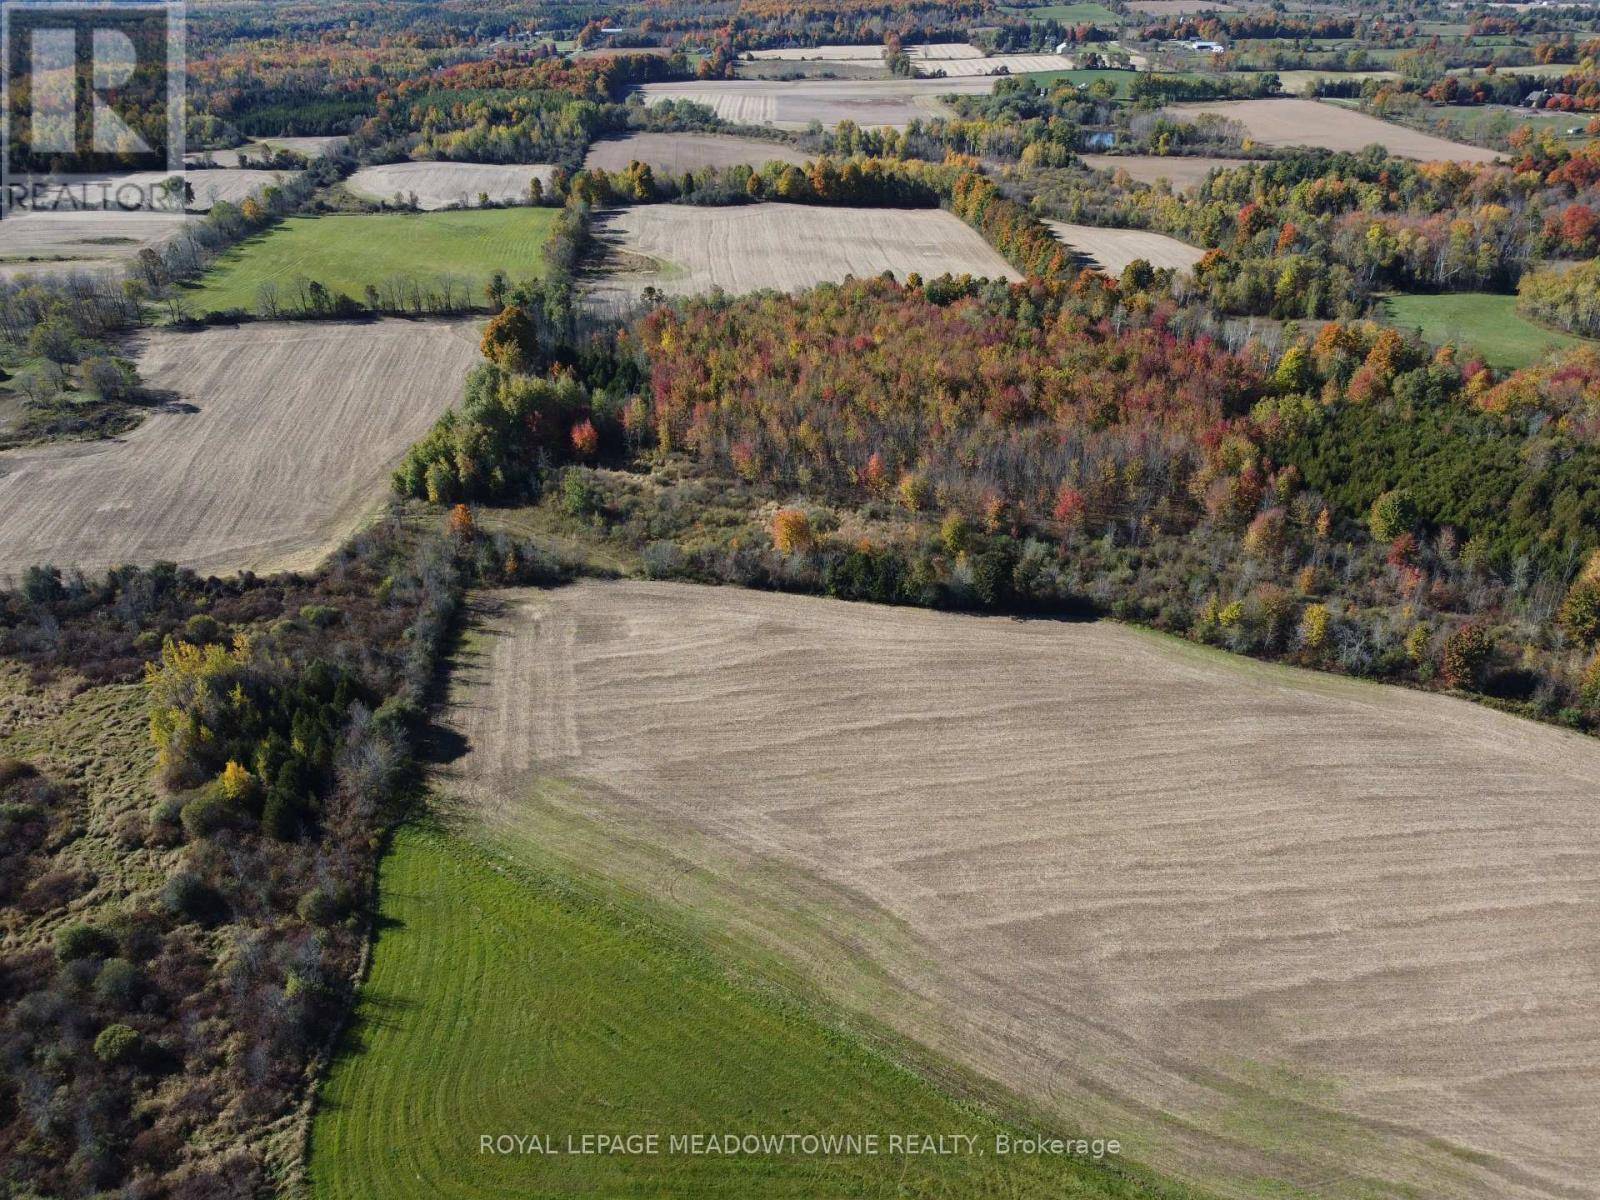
[309, 824, 1189, 1200]
[637, 77, 999, 129]
[583, 132, 809, 173]
[188, 135, 348, 167]
[184, 209, 555, 314]
[1163, 99, 1501, 161]
[1080, 155, 1249, 191]
[436, 580, 1600, 1200]
[1046, 221, 1205, 273]
[345, 162, 557, 209]
[1383, 291, 1594, 369]
[0, 210, 190, 278]
[0, 320, 481, 580]
[587, 203, 1019, 307]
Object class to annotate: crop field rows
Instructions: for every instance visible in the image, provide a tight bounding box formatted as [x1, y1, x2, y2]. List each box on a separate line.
[345, 162, 558, 210]
[636, 77, 1001, 129]
[0, 320, 482, 581]
[585, 203, 1020, 309]
[1163, 98, 1502, 161]
[434, 580, 1600, 1200]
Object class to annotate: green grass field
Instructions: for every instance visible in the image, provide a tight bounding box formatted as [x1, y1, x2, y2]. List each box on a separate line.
[183, 209, 556, 314]
[308, 825, 1197, 1200]
[999, 2, 1119, 22]
[1382, 292, 1594, 369]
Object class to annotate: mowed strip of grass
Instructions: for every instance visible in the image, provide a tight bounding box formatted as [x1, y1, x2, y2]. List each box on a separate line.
[1383, 291, 1595, 369]
[184, 209, 556, 313]
[309, 826, 1201, 1200]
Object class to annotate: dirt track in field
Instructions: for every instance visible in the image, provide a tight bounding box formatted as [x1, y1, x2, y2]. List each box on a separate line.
[637, 77, 999, 129]
[345, 163, 557, 210]
[582, 132, 809, 174]
[1080, 154, 1249, 191]
[586, 203, 1019, 307]
[440, 580, 1600, 1200]
[1164, 98, 1501, 161]
[1046, 220, 1205, 273]
[0, 320, 480, 580]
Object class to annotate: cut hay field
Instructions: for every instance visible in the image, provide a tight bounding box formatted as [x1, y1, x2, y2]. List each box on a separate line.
[183, 209, 556, 314]
[345, 162, 557, 210]
[1163, 99, 1501, 161]
[583, 132, 809, 173]
[587, 203, 1019, 307]
[433, 580, 1600, 1200]
[0, 210, 190, 279]
[748, 42, 983, 61]
[0, 320, 481, 580]
[1382, 291, 1594, 369]
[929, 53, 1082, 77]
[1080, 155, 1249, 191]
[1046, 221, 1205, 273]
[636, 77, 999, 129]
[309, 824, 1189, 1200]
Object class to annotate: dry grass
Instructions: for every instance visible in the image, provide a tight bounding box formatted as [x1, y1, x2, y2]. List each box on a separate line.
[0, 319, 481, 581]
[345, 163, 557, 210]
[1080, 154, 1249, 191]
[586, 203, 1019, 309]
[583, 132, 809, 174]
[1046, 220, 1205, 273]
[636, 77, 1000, 129]
[438, 580, 1600, 1200]
[1164, 98, 1502, 161]
[0, 210, 190, 279]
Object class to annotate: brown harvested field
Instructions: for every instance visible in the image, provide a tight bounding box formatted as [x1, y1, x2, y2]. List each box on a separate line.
[586, 202, 1020, 308]
[748, 42, 983, 61]
[636, 77, 999, 129]
[0, 210, 190, 279]
[0, 320, 481, 581]
[439, 580, 1600, 1200]
[1046, 220, 1205, 273]
[345, 162, 557, 210]
[1164, 98, 1502, 161]
[1080, 153, 1249, 191]
[583, 132, 809, 174]
[928, 53, 1081, 76]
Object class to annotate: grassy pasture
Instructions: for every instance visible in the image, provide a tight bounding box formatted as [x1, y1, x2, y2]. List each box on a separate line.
[999, 2, 1120, 22]
[1383, 291, 1594, 369]
[308, 825, 1188, 1200]
[184, 209, 556, 314]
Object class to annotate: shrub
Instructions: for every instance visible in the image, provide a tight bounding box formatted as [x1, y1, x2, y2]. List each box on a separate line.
[161, 871, 225, 924]
[297, 887, 350, 927]
[1559, 578, 1600, 645]
[1368, 489, 1417, 542]
[55, 923, 116, 963]
[771, 508, 815, 554]
[299, 604, 340, 629]
[180, 795, 236, 840]
[95, 959, 142, 1008]
[94, 1023, 142, 1065]
[1441, 624, 1493, 690]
